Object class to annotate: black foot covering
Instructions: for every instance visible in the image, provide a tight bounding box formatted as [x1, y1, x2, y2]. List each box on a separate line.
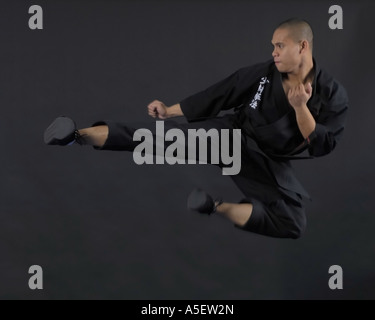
[187, 188, 223, 215]
[44, 116, 84, 146]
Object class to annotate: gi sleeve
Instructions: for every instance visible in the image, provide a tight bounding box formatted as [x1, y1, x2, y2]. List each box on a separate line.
[179, 61, 272, 122]
[307, 80, 349, 157]
[180, 69, 242, 122]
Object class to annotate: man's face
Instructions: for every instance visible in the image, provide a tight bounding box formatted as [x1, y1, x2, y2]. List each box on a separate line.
[271, 28, 301, 73]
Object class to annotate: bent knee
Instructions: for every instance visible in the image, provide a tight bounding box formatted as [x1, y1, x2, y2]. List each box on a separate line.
[278, 205, 307, 239]
[282, 222, 306, 239]
[236, 197, 307, 239]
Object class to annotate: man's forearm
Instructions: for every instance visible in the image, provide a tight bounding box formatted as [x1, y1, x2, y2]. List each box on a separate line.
[166, 103, 184, 118]
[294, 105, 316, 139]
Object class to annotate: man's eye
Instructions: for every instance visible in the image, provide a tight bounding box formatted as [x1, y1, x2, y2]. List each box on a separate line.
[278, 44, 283, 49]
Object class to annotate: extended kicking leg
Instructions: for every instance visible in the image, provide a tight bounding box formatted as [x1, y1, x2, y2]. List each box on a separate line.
[77, 126, 108, 147]
[44, 116, 108, 147]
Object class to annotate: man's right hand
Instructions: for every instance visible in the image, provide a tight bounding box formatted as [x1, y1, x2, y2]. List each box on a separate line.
[147, 101, 184, 119]
[147, 100, 169, 119]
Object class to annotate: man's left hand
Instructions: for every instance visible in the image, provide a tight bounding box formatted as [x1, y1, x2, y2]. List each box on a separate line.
[288, 82, 313, 109]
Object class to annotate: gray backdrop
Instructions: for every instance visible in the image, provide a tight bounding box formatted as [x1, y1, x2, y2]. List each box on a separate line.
[1, 0, 374, 299]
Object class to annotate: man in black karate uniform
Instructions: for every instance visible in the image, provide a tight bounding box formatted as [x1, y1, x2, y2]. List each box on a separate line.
[44, 19, 348, 239]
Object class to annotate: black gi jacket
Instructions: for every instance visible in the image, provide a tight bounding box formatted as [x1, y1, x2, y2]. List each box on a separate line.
[179, 59, 349, 200]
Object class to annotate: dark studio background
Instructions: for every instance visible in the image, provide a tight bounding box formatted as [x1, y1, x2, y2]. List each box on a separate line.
[0, 0, 374, 300]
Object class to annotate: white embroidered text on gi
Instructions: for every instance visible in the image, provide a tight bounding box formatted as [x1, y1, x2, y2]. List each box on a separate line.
[249, 77, 270, 109]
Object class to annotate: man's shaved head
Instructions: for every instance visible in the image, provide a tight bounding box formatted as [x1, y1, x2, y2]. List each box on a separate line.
[276, 18, 314, 52]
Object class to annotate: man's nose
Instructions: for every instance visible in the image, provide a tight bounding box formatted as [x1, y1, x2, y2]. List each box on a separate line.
[272, 49, 278, 58]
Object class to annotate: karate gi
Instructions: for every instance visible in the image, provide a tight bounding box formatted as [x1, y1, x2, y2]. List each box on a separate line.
[95, 59, 348, 238]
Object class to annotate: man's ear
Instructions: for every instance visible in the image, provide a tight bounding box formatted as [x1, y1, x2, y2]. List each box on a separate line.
[300, 40, 308, 53]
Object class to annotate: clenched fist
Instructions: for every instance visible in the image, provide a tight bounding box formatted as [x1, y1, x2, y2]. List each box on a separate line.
[147, 100, 169, 119]
[288, 82, 313, 109]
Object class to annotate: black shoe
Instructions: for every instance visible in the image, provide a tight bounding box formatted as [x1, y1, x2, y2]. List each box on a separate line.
[44, 116, 83, 146]
[187, 188, 223, 215]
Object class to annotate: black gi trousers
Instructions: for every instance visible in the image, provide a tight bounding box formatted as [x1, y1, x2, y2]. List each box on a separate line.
[93, 114, 306, 239]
